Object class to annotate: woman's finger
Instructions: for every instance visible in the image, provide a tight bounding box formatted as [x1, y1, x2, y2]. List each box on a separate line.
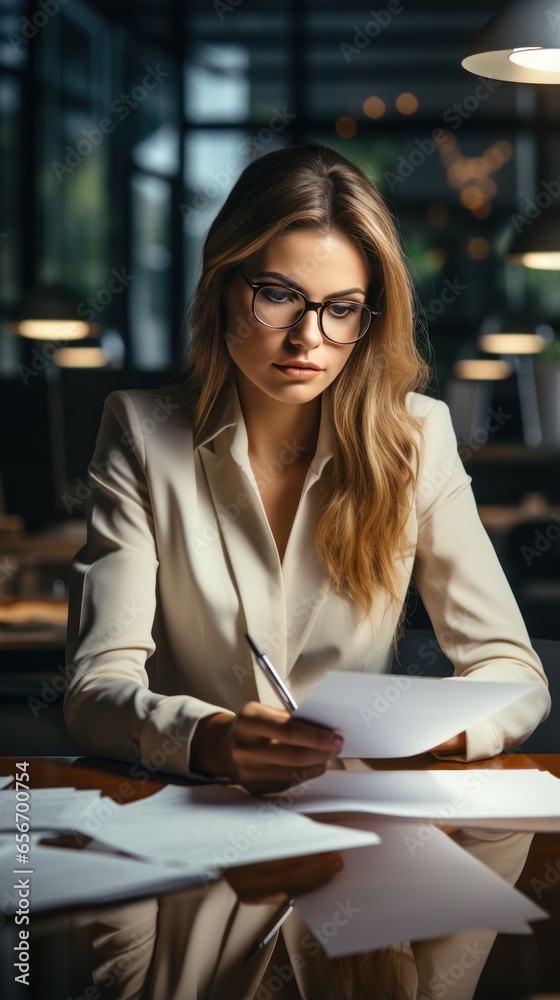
[236, 702, 344, 753]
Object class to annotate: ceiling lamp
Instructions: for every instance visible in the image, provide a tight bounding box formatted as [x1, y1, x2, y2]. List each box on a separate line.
[462, 0, 560, 84]
[12, 285, 97, 340]
[54, 342, 109, 368]
[453, 358, 512, 379]
[507, 209, 560, 269]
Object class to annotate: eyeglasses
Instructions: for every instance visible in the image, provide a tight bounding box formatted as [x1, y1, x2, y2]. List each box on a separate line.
[239, 273, 380, 345]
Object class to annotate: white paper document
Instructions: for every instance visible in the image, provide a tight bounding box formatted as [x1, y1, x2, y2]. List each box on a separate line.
[0, 838, 202, 914]
[282, 769, 560, 832]
[294, 815, 548, 957]
[0, 776, 14, 790]
[0, 788, 111, 832]
[294, 673, 536, 757]
[74, 784, 380, 876]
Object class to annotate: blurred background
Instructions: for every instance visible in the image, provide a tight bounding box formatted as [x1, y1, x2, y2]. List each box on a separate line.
[1, 0, 560, 750]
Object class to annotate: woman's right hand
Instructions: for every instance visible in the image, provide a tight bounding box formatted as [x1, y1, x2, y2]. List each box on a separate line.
[190, 701, 344, 794]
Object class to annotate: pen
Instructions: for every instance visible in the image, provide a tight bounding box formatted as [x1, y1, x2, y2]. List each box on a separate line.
[245, 633, 299, 712]
[243, 897, 295, 963]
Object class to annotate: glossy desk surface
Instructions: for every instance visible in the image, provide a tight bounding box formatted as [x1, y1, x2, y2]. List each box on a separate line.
[1, 754, 559, 1000]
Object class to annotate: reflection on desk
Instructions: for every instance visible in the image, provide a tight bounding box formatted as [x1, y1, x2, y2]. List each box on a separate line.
[1, 756, 560, 1000]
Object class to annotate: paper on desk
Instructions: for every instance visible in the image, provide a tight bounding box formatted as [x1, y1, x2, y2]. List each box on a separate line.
[74, 784, 380, 877]
[282, 769, 560, 832]
[0, 776, 14, 790]
[294, 673, 536, 757]
[294, 815, 547, 957]
[0, 788, 114, 832]
[0, 838, 203, 913]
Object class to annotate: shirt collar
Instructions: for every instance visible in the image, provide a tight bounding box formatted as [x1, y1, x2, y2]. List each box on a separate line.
[198, 383, 334, 476]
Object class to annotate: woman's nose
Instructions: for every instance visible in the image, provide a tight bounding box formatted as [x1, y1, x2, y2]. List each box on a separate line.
[288, 309, 323, 348]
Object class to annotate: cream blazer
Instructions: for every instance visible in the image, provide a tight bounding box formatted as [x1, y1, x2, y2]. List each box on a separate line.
[64, 382, 551, 776]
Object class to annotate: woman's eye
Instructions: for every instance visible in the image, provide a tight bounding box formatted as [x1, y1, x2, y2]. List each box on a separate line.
[329, 302, 355, 319]
[263, 286, 294, 304]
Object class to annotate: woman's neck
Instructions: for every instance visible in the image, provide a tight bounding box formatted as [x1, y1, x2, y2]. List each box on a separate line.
[235, 377, 321, 466]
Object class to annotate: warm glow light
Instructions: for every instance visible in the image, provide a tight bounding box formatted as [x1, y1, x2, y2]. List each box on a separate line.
[454, 359, 512, 380]
[478, 177, 497, 199]
[335, 116, 357, 138]
[516, 251, 560, 270]
[363, 96, 386, 119]
[428, 203, 449, 227]
[509, 47, 560, 72]
[467, 237, 491, 260]
[395, 92, 418, 115]
[478, 333, 546, 354]
[460, 186, 486, 210]
[495, 140, 513, 160]
[54, 347, 109, 367]
[472, 202, 492, 219]
[466, 157, 490, 179]
[427, 248, 447, 268]
[15, 319, 90, 340]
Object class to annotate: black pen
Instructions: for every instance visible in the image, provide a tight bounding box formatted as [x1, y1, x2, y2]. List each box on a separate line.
[243, 897, 295, 963]
[245, 633, 299, 712]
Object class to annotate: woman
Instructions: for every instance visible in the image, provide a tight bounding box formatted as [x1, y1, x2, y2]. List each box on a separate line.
[65, 143, 550, 791]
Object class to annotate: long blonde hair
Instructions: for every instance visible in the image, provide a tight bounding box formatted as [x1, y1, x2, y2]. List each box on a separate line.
[185, 144, 429, 614]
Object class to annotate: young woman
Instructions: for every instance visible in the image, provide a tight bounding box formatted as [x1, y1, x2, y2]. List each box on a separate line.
[65, 143, 550, 790]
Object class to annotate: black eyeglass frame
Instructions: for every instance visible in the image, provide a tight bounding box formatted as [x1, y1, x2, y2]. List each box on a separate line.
[239, 272, 381, 345]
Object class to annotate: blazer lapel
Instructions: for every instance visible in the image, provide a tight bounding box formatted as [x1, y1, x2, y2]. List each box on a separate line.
[199, 408, 290, 702]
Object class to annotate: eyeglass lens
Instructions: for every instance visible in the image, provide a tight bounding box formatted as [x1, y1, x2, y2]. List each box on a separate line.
[254, 286, 370, 343]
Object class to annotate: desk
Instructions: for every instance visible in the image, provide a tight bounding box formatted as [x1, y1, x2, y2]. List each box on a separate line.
[1, 755, 560, 1000]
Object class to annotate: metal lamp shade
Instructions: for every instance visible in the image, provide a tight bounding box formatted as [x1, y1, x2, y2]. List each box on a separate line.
[462, 0, 560, 84]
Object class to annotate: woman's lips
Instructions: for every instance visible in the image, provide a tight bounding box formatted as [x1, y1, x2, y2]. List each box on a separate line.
[273, 364, 324, 380]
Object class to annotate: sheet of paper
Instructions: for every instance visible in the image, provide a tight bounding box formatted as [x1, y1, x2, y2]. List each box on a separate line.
[0, 776, 14, 790]
[281, 769, 560, 832]
[294, 815, 548, 957]
[74, 784, 380, 876]
[0, 839, 203, 914]
[294, 673, 536, 757]
[0, 789, 111, 832]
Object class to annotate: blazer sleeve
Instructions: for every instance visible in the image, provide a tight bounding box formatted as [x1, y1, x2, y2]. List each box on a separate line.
[413, 399, 551, 761]
[64, 391, 227, 778]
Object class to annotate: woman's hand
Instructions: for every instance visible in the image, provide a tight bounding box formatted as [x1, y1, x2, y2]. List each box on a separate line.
[190, 701, 344, 794]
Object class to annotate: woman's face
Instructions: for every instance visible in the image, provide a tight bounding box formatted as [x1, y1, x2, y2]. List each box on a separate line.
[223, 229, 371, 407]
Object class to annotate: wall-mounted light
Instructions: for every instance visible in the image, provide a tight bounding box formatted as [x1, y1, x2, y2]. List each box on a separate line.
[462, 0, 560, 84]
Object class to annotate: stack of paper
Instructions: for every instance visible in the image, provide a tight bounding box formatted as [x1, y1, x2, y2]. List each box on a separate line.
[71, 784, 379, 876]
[0, 787, 116, 833]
